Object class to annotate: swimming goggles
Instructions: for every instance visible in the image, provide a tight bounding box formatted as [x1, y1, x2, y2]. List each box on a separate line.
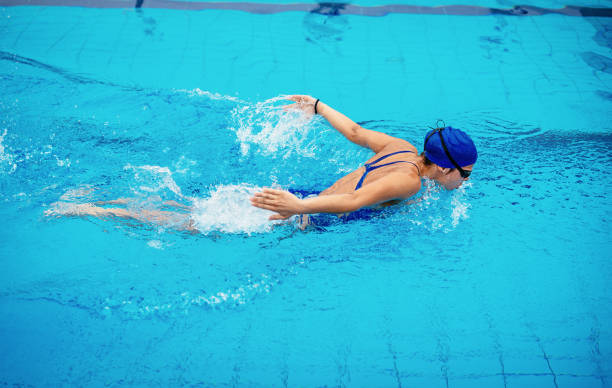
[424, 127, 472, 179]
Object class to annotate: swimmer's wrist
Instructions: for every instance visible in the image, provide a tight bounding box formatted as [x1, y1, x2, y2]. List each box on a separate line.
[298, 198, 315, 214]
[314, 101, 327, 116]
[299, 194, 354, 214]
[297, 199, 311, 214]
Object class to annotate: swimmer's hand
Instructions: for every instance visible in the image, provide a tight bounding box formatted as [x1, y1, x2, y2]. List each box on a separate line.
[283, 95, 317, 115]
[250, 188, 305, 220]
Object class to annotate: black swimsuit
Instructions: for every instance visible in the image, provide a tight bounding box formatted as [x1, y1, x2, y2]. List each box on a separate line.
[354, 150, 420, 190]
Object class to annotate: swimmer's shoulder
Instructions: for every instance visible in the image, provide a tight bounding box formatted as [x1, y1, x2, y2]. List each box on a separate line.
[375, 169, 421, 199]
[382, 139, 419, 153]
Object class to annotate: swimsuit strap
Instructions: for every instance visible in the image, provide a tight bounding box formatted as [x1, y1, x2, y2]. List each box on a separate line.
[355, 150, 420, 190]
[405, 161, 421, 177]
[367, 160, 411, 172]
[367, 150, 414, 166]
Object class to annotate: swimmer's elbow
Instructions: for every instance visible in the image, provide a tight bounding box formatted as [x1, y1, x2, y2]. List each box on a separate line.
[344, 193, 368, 212]
[346, 124, 362, 144]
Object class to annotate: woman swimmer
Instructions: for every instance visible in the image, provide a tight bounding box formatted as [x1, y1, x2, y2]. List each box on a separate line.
[249, 95, 478, 222]
[46, 95, 477, 231]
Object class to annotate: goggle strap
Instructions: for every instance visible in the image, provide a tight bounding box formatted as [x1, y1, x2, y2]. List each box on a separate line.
[424, 127, 470, 178]
[437, 130, 462, 171]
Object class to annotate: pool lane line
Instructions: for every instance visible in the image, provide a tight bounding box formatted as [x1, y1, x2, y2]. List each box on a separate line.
[0, 50, 144, 90]
[0, 0, 611, 18]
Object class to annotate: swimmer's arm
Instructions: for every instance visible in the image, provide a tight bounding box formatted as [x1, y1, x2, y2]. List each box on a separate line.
[285, 95, 399, 153]
[316, 101, 401, 153]
[301, 174, 420, 213]
[250, 174, 419, 219]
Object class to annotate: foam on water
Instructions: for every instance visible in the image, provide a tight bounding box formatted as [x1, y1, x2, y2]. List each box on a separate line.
[46, 164, 282, 234]
[124, 163, 183, 197]
[176, 87, 244, 103]
[229, 95, 319, 158]
[4, 268, 286, 321]
[100, 270, 279, 319]
[450, 182, 471, 228]
[397, 179, 471, 233]
[191, 183, 280, 234]
[0, 128, 16, 174]
[123, 164, 281, 234]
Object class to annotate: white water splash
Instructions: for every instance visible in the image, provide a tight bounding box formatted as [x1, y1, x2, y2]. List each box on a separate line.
[191, 183, 279, 234]
[401, 179, 471, 232]
[176, 88, 243, 103]
[124, 164, 183, 197]
[0, 129, 17, 174]
[229, 95, 319, 158]
[450, 182, 471, 228]
[48, 164, 280, 234]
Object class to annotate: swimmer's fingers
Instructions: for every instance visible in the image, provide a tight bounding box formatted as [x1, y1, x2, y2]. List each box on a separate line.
[284, 95, 316, 112]
[282, 103, 299, 111]
[250, 193, 285, 208]
[250, 191, 277, 202]
[261, 188, 289, 195]
[269, 213, 291, 221]
[251, 188, 286, 198]
[249, 193, 277, 208]
[250, 200, 283, 215]
[285, 95, 313, 103]
[250, 188, 304, 216]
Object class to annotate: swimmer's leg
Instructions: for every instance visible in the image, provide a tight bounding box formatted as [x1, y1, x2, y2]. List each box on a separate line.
[46, 203, 196, 232]
[93, 198, 192, 211]
[162, 200, 192, 211]
[46, 203, 139, 219]
[94, 198, 131, 206]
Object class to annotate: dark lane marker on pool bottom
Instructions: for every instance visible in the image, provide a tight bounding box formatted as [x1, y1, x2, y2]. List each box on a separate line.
[0, 0, 611, 18]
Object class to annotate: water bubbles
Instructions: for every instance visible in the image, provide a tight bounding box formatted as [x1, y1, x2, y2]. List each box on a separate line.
[147, 240, 164, 249]
[124, 163, 183, 197]
[450, 182, 472, 228]
[177, 88, 242, 103]
[0, 128, 17, 174]
[394, 179, 471, 233]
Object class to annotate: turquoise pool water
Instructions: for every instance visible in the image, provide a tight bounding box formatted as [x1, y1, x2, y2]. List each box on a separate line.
[1, 1, 611, 386]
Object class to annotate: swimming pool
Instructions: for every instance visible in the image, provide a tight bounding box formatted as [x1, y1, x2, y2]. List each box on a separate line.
[1, 0, 611, 386]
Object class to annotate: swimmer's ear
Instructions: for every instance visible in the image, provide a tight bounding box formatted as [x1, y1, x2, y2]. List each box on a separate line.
[435, 165, 446, 174]
[437, 166, 453, 175]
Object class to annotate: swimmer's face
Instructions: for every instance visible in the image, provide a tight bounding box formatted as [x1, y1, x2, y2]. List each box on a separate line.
[437, 164, 474, 190]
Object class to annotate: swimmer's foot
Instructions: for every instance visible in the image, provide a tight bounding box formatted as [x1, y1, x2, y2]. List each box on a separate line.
[296, 214, 311, 230]
[58, 185, 97, 201]
[45, 202, 104, 217]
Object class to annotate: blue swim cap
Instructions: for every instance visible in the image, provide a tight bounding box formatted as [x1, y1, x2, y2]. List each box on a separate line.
[423, 126, 478, 168]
